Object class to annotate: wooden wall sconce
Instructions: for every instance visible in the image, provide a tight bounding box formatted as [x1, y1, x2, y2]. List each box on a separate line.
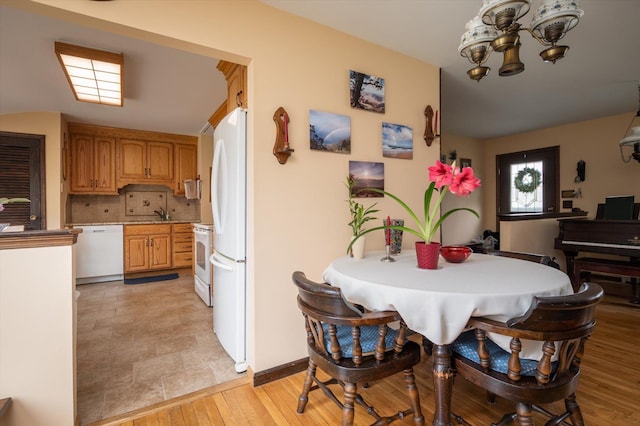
[273, 107, 294, 164]
[423, 105, 439, 147]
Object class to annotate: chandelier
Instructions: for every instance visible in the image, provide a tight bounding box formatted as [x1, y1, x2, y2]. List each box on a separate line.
[458, 0, 584, 81]
[620, 82, 640, 164]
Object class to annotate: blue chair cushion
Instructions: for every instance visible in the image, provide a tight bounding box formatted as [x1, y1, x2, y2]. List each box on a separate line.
[450, 330, 557, 377]
[322, 323, 398, 358]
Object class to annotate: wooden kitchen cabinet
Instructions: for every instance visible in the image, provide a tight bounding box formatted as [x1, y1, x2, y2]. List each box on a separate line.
[172, 223, 193, 269]
[124, 224, 172, 272]
[69, 122, 197, 191]
[117, 139, 174, 185]
[174, 143, 197, 196]
[217, 60, 247, 113]
[69, 133, 117, 194]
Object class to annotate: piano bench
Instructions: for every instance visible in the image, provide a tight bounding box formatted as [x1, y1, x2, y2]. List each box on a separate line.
[574, 257, 640, 301]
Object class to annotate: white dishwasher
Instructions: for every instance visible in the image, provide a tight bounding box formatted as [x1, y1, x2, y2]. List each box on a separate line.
[75, 225, 124, 284]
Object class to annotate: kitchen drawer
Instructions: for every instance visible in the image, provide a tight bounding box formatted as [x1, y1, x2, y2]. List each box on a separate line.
[124, 224, 171, 236]
[173, 241, 192, 253]
[173, 252, 193, 268]
[173, 233, 193, 244]
[172, 223, 193, 233]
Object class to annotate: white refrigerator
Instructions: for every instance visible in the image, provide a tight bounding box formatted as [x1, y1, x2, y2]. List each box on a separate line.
[209, 107, 248, 373]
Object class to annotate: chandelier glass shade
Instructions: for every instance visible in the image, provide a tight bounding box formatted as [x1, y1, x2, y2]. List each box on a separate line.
[458, 0, 584, 81]
[620, 119, 640, 164]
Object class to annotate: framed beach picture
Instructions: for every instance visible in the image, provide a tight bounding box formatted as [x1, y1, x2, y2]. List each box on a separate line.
[309, 110, 351, 153]
[349, 70, 385, 113]
[382, 122, 413, 159]
[348, 160, 384, 198]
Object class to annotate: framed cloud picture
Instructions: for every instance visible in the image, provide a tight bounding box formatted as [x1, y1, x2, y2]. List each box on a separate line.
[349, 70, 385, 113]
[309, 110, 351, 154]
[382, 122, 413, 159]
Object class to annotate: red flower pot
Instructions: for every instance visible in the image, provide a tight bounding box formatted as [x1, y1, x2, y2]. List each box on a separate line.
[415, 241, 441, 269]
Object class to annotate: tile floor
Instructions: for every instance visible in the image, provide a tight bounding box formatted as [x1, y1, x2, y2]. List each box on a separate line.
[76, 273, 244, 425]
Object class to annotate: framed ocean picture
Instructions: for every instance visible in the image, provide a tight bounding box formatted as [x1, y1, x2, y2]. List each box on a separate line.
[382, 122, 413, 159]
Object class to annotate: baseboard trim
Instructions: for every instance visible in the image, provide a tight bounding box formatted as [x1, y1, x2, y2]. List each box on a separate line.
[252, 357, 309, 387]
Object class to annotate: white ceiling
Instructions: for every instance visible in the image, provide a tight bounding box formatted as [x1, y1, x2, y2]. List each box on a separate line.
[0, 4, 227, 136]
[1, 1, 639, 139]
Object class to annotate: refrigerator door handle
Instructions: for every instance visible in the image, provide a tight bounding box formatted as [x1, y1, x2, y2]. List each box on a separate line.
[212, 138, 227, 234]
[210, 252, 233, 271]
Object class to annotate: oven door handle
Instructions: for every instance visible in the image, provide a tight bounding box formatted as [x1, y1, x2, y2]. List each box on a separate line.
[194, 228, 211, 236]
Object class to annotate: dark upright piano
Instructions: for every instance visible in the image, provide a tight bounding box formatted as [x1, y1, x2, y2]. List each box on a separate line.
[554, 202, 640, 300]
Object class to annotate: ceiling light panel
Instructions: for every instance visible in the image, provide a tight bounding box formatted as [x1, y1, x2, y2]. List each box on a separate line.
[55, 41, 123, 106]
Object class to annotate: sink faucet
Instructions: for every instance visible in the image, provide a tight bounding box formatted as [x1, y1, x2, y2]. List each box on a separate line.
[153, 208, 168, 221]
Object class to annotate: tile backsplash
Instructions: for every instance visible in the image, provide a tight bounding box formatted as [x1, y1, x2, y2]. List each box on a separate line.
[68, 184, 200, 224]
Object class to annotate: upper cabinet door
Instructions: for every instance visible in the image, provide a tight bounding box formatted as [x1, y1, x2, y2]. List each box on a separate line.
[117, 139, 174, 184]
[147, 141, 173, 181]
[93, 136, 117, 193]
[70, 134, 117, 194]
[70, 134, 95, 192]
[217, 61, 247, 113]
[118, 139, 147, 180]
[174, 143, 197, 195]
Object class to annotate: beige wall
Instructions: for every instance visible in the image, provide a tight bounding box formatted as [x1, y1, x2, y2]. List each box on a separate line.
[439, 133, 485, 245]
[0, 111, 66, 230]
[17, 0, 440, 373]
[482, 112, 640, 228]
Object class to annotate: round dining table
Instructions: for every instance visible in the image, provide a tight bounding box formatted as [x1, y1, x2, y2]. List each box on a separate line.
[323, 250, 573, 426]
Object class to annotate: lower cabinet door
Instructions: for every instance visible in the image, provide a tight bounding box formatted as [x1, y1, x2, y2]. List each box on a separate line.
[124, 235, 149, 272]
[149, 234, 172, 270]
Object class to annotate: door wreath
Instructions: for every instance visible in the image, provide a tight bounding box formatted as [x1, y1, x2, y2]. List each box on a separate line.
[514, 167, 541, 193]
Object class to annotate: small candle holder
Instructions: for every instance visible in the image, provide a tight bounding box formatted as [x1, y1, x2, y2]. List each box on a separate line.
[380, 245, 396, 262]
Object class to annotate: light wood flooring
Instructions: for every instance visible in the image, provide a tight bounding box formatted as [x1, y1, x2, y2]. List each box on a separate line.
[86, 293, 639, 426]
[76, 274, 244, 425]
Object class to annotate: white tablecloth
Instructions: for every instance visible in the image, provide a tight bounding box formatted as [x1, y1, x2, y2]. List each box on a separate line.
[323, 251, 573, 346]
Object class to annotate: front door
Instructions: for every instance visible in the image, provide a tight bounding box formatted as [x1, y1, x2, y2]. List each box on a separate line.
[0, 132, 45, 230]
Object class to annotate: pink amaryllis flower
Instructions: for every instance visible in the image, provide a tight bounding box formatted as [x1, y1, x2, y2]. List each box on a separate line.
[450, 166, 481, 196]
[427, 160, 454, 189]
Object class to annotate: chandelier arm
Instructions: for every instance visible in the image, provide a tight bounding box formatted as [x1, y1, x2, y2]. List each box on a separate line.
[521, 27, 551, 47]
[620, 145, 632, 163]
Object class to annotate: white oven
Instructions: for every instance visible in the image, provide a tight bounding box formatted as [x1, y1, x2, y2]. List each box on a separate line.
[193, 223, 214, 306]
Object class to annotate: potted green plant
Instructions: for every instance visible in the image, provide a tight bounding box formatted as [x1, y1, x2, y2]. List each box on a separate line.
[348, 160, 481, 268]
[346, 175, 379, 259]
[0, 197, 30, 212]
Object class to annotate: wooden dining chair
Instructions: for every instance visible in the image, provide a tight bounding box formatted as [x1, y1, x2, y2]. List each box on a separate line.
[449, 282, 604, 425]
[292, 271, 425, 426]
[488, 250, 560, 269]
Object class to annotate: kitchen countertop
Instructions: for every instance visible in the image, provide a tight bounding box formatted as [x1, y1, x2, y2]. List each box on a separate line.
[67, 220, 198, 226]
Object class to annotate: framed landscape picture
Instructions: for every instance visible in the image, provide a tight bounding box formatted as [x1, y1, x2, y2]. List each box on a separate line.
[349, 70, 385, 113]
[309, 110, 351, 153]
[382, 122, 413, 159]
[348, 160, 384, 198]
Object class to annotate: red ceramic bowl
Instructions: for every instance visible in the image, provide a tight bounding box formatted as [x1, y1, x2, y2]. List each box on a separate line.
[440, 245, 472, 263]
